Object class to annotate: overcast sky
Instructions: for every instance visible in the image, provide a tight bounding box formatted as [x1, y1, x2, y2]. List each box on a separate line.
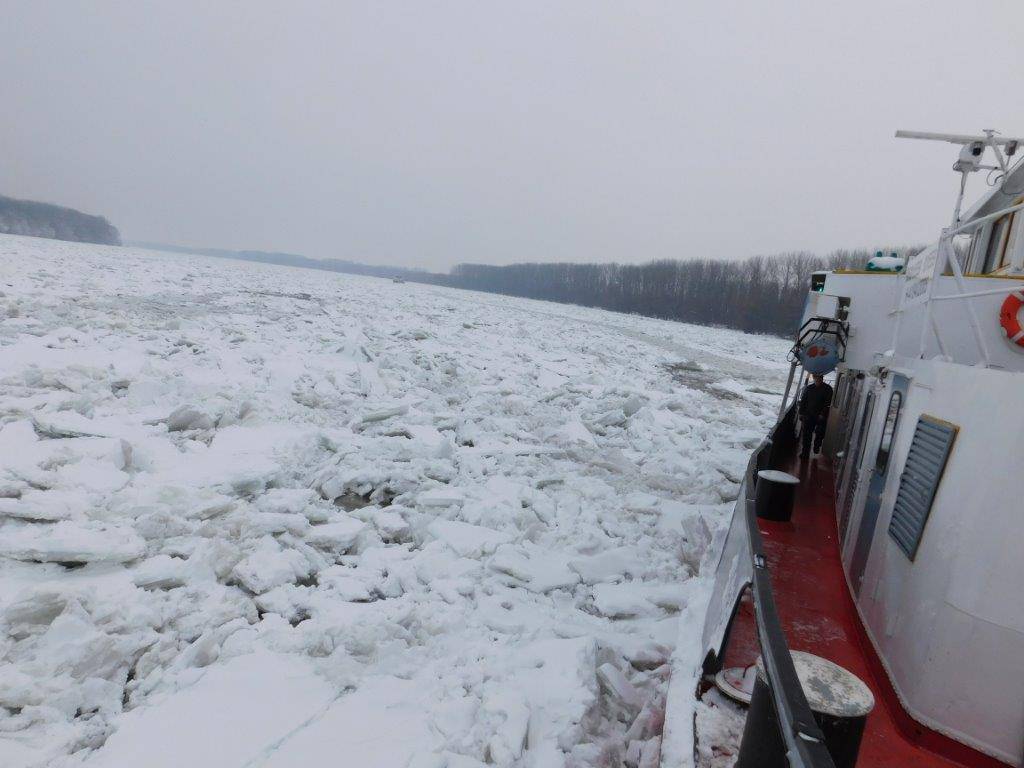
[1, 1, 1021, 270]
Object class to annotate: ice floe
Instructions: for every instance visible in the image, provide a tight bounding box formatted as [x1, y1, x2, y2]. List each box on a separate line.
[0, 235, 789, 767]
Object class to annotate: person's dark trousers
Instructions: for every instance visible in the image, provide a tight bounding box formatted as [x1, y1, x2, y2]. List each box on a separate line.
[800, 416, 827, 458]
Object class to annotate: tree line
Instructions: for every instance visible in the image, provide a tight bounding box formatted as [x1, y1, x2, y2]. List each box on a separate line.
[0, 195, 121, 246]
[445, 247, 922, 336]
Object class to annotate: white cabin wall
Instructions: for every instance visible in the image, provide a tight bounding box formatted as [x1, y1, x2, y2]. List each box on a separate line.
[815, 273, 1024, 373]
[854, 359, 1024, 764]
[895, 280, 1024, 370]
[802, 274, 901, 373]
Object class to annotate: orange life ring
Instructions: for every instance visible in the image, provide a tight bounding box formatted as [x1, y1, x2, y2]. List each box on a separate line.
[999, 291, 1024, 346]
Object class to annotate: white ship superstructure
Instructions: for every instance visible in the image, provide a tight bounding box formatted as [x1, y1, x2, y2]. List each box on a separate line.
[665, 131, 1024, 768]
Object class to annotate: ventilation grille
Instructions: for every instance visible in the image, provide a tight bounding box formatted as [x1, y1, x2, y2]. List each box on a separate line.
[888, 416, 957, 560]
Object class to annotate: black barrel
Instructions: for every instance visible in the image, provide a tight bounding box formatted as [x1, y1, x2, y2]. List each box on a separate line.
[736, 652, 875, 768]
[734, 675, 787, 768]
[754, 470, 799, 522]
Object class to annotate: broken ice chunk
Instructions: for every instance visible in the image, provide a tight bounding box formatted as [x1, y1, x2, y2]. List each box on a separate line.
[426, 519, 511, 558]
[622, 393, 646, 417]
[548, 416, 596, 447]
[0, 521, 145, 564]
[304, 516, 366, 553]
[591, 584, 660, 619]
[357, 404, 408, 425]
[590, 583, 688, 618]
[166, 405, 214, 432]
[488, 545, 580, 593]
[31, 412, 104, 439]
[255, 488, 318, 516]
[590, 408, 627, 428]
[483, 691, 530, 766]
[506, 637, 599, 756]
[29, 598, 155, 684]
[0, 490, 85, 522]
[638, 737, 661, 768]
[404, 424, 451, 457]
[254, 586, 310, 624]
[0, 481, 25, 498]
[231, 537, 311, 594]
[1, 589, 71, 639]
[625, 697, 666, 744]
[189, 494, 237, 520]
[133, 554, 189, 590]
[0, 419, 38, 452]
[622, 641, 672, 672]
[626, 739, 643, 767]
[246, 512, 310, 536]
[0, 665, 44, 710]
[417, 487, 465, 508]
[597, 662, 643, 714]
[318, 565, 373, 601]
[567, 547, 639, 585]
[372, 510, 411, 541]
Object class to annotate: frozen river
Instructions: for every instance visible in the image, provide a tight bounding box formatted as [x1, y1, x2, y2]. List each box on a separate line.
[0, 236, 789, 767]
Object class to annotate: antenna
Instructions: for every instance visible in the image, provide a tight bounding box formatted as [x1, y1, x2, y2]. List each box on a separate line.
[896, 129, 1023, 224]
[895, 129, 1023, 148]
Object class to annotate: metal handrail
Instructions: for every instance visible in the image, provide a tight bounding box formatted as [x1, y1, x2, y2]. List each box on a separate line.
[891, 230, 992, 364]
[949, 197, 1024, 236]
[741, 409, 839, 768]
[930, 284, 1024, 301]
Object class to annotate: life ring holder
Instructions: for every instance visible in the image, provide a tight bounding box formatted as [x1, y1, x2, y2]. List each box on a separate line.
[999, 291, 1024, 347]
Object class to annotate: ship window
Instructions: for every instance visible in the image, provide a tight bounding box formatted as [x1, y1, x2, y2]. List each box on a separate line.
[982, 214, 1012, 273]
[1006, 205, 1024, 270]
[888, 415, 957, 561]
[874, 391, 902, 472]
[966, 230, 986, 272]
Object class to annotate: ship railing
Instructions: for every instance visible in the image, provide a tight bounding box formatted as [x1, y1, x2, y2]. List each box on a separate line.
[701, 404, 839, 768]
[890, 196, 1024, 364]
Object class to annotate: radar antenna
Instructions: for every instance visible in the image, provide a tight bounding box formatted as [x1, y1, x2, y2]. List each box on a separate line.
[896, 129, 1023, 224]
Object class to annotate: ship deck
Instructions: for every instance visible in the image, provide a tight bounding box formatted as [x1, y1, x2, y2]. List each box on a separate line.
[721, 454, 998, 768]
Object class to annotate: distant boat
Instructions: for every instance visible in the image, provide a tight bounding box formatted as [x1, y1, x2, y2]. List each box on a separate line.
[392, 277, 405, 284]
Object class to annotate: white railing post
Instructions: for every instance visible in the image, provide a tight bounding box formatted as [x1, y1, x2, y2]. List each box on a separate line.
[942, 233, 992, 366]
[930, 313, 950, 359]
[889, 273, 906, 356]
[916, 235, 947, 358]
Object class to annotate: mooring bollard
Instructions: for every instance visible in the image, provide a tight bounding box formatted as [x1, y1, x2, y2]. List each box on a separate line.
[754, 470, 799, 522]
[735, 651, 875, 768]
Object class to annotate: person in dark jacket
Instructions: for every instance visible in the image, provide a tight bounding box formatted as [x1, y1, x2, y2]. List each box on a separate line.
[799, 373, 833, 459]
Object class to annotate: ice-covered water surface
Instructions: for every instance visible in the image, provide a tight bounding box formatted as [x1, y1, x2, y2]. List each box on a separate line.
[0, 236, 789, 768]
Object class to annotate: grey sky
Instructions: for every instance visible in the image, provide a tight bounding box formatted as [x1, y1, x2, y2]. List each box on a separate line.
[1, 1, 1021, 270]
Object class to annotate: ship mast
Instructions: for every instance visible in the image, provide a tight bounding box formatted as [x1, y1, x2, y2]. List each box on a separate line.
[895, 129, 1022, 225]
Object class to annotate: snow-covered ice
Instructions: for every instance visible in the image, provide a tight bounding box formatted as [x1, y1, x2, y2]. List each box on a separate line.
[0, 235, 789, 767]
